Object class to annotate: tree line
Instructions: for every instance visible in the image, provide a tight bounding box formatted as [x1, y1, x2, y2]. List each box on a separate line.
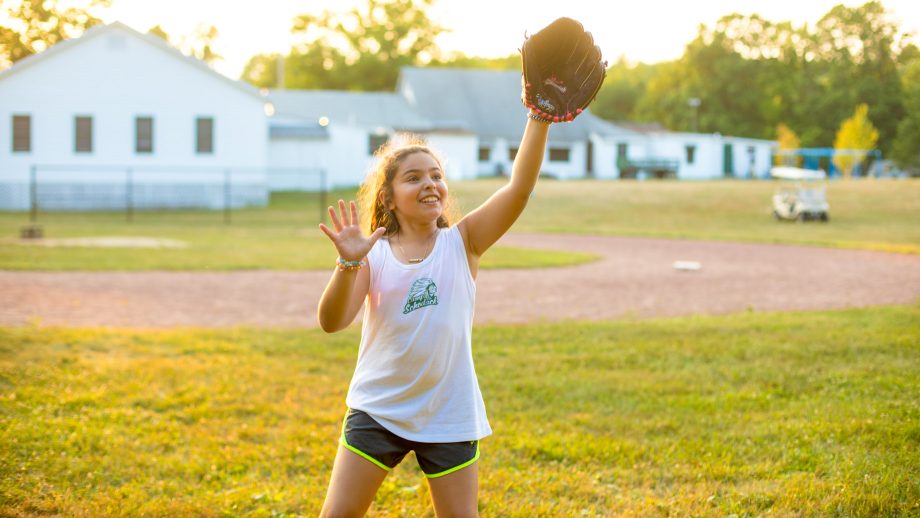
[590, 3, 920, 170]
[2, 0, 918, 170]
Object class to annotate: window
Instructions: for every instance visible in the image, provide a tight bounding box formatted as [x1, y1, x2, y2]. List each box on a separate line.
[685, 145, 696, 164]
[75, 116, 93, 153]
[196, 117, 214, 154]
[508, 147, 518, 161]
[368, 134, 388, 155]
[136, 116, 153, 154]
[478, 146, 490, 162]
[12, 115, 30, 152]
[617, 143, 628, 161]
[549, 147, 570, 162]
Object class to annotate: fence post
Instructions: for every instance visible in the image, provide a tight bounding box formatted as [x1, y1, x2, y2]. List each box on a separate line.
[224, 169, 231, 224]
[29, 165, 37, 223]
[126, 167, 134, 223]
[319, 169, 327, 224]
[19, 164, 44, 238]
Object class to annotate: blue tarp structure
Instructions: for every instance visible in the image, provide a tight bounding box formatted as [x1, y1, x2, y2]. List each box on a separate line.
[773, 148, 882, 177]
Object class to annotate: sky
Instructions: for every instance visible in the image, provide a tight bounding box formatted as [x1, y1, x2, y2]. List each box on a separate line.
[97, 0, 920, 79]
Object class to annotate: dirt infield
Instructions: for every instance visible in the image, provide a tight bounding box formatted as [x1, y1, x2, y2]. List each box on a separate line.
[2, 234, 919, 329]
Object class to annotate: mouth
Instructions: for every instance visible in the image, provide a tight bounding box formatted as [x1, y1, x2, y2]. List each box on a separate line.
[419, 195, 440, 205]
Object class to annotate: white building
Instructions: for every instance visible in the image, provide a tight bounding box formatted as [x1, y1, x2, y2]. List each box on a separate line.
[266, 67, 776, 185]
[610, 123, 775, 180]
[0, 23, 776, 211]
[0, 22, 269, 210]
[391, 68, 776, 181]
[266, 89, 476, 190]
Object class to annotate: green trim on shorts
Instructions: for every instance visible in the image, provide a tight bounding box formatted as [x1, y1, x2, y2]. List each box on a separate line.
[424, 441, 480, 479]
[339, 412, 391, 472]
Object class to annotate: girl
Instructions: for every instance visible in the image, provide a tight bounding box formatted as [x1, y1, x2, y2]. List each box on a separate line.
[316, 116, 549, 517]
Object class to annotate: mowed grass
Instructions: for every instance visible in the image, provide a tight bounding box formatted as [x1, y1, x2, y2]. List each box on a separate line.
[452, 178, 920, 254]
[0, 191, 596, 271]
[2, 305, 917, 516]
[2, 178, 919, 270]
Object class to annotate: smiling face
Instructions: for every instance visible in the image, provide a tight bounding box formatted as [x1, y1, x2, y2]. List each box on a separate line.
[388, 151, 448, 227]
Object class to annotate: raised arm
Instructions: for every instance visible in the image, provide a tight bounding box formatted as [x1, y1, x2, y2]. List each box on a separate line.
[457, 118, 549, 257]
[458, 17, 605, 261]
[317, 200, 385, 333]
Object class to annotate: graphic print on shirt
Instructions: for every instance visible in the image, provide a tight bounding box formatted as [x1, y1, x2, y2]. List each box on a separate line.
[403, 277, 439, 314]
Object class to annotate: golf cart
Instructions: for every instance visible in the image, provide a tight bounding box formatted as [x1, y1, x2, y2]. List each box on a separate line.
[770, 166, 830, 222]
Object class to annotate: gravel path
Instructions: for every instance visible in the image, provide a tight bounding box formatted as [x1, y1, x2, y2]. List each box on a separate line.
[2, 234, 919, 329]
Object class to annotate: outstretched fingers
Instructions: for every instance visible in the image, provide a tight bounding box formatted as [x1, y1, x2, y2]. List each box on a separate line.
[318, 223, 337, 241]
[338, 200, 349, 227]
[328, 204, 343, 232]
[328, 199, 358, 232]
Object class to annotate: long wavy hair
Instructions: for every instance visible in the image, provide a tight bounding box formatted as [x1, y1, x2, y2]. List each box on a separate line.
[357, 135, 460, 237]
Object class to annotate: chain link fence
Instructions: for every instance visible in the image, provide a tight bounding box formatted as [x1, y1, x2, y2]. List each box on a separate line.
[6, 165, 327, 230]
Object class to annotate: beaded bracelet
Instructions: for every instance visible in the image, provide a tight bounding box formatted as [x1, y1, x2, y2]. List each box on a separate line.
[528, 112, 553, 124]
[336, 257, 366, 272]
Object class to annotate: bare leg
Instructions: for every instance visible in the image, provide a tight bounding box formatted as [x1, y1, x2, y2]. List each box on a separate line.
[319, 445, 389, 517]
[426, 462, 479, 518]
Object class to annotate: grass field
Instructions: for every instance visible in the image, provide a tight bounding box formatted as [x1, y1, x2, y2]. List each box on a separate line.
[1, 179, 918, 270]
[2, 305, 917, 516]
[451, 178, 920, 255]
[0, 189, 596, 271]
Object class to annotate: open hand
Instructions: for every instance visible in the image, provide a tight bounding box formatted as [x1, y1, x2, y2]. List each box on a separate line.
[318, 200, 386, 262]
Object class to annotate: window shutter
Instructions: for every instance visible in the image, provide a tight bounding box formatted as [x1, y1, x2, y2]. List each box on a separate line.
[136, 117, 153, 153]
[196, 117, 214, 153]
[75, 116, 93, 153]
[549, 148, 570, 162]
[12, 115, 31, 152]
[368, 134, 388, 155]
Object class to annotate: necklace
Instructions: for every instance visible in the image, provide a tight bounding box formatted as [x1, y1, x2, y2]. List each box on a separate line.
[396, 229, 437, 264]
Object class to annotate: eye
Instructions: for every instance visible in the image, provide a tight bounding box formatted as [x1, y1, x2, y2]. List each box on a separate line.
[406, 175, 418, 182]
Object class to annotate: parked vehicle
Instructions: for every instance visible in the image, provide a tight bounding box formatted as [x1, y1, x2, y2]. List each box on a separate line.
[771, 166, 830, 222]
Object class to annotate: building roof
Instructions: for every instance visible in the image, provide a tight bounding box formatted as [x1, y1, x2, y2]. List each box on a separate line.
[267, 89, 442, 132]
[0, 21, 263, 101]
[268, 123, 329, 139]
[397, 67, 637, 143]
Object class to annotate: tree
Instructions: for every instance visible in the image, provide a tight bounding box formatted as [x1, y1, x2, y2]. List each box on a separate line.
[188, 24, 221, 64]
[833, 103, 879, 178]
[631, 14, 795, 138]
[804, 2, 905, 154]
[775, 123, 802, 166]
[428, 52, 518, 71]
[891, 59, 920, 171]
[241, 53, 283, 88]
[147, 24, 170, 42]
[633, 59, 694, 131]
[147, 23, 222, 65]
[281, 0, 444, 91]
[591, 57, 658, 122]
[0, 0, 111, 69]
[620, 3, 911, 147]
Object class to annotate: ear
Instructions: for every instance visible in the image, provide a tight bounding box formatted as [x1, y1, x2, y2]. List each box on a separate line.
[378, 191, 392, 211]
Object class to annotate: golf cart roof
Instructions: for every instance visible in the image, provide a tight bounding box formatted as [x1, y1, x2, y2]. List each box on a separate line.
[770, 166, 827, 180]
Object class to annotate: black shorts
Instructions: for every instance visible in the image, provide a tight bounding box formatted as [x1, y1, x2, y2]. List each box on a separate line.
[340, 408, 480, 478]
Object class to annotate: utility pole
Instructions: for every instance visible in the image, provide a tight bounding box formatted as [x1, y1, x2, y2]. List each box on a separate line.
[688, 97, 701, 133]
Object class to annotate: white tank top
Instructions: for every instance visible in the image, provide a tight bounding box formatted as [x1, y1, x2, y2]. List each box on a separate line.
[345, 225, 492, 443]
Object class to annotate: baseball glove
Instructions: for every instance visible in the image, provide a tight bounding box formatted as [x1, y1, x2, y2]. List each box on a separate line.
[521, 17, 606, 123]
